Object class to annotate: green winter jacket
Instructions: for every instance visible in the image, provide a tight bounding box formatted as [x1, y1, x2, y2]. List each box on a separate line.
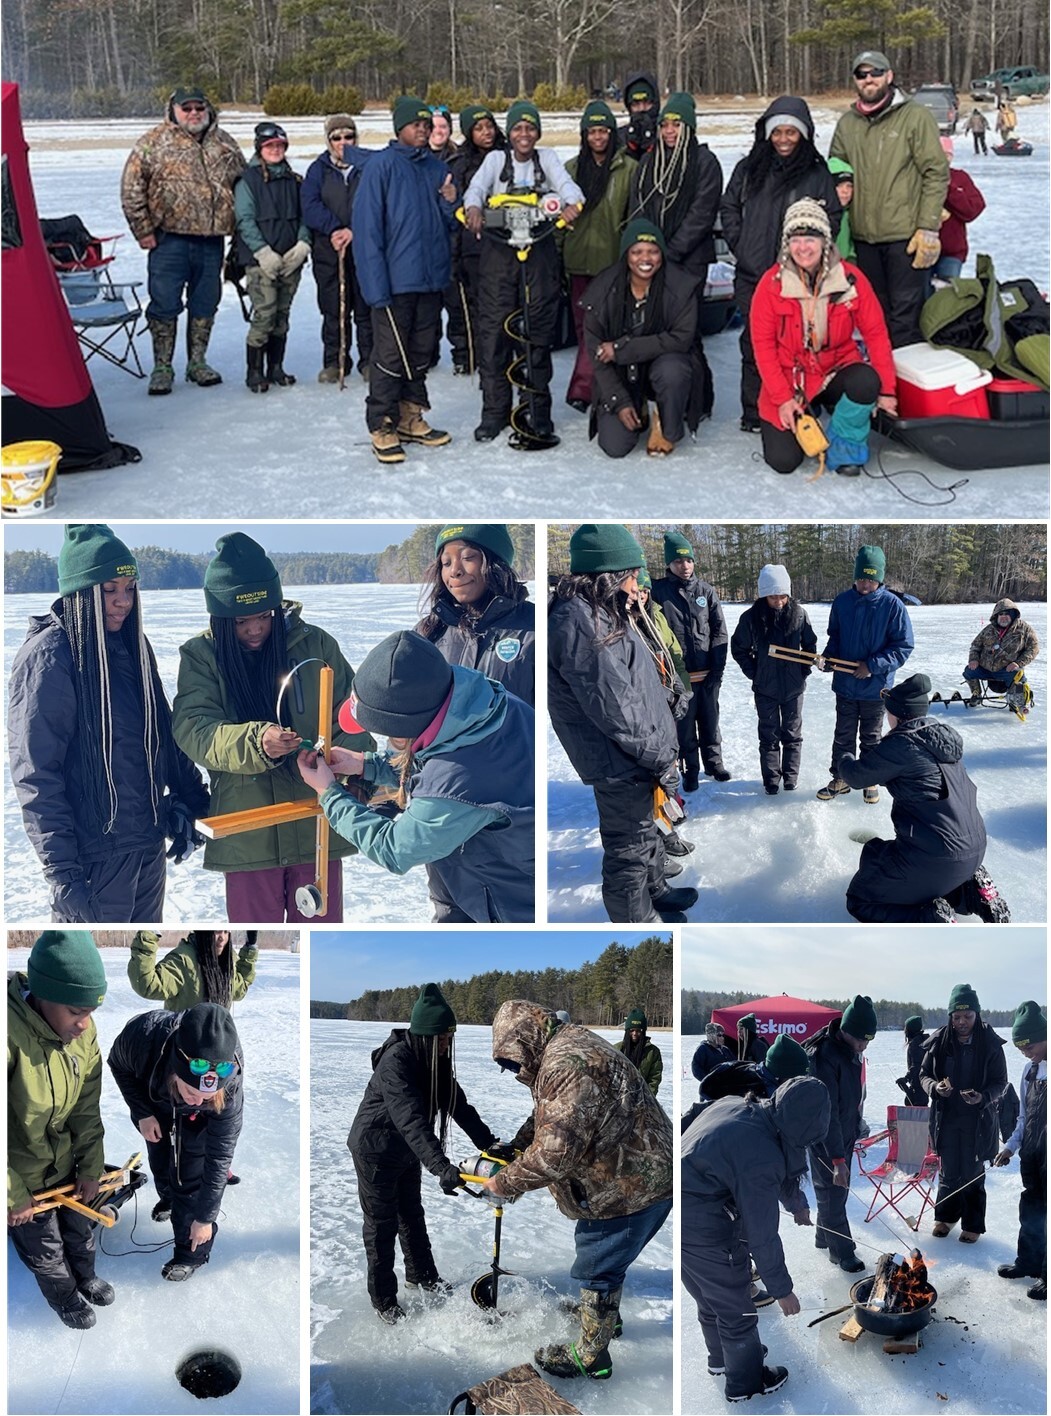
[127, 930, 258, 1011]
[650, 603, 691, 691]
[171, 602, 374, 872]
[830, 90, 948, 244]
[561, 150, 637, 276]
[7, 973, 106, 1211]
[613, 1037, 663, 1096]
[827, 157, 856, 261]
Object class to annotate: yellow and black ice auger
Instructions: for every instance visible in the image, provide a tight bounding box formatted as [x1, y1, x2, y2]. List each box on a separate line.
[459, 1150, 518, 1314]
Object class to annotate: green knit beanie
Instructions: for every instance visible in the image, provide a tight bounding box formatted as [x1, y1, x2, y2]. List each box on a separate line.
[506, 100, 541, 136]
[664, 530, 694, 564]
[409, 982, 457, 1036]
[435, 523, 516, 567]
[904, 1015, 924, 1040]
[659, 91, 697, 130]
[581, 99, 617, 135]
[854, 544, 886, 583]
[204, 533, 283, 618]
[842, 994, 878, 1040]
[27, 930, 107, 1008]
[766, 1034, 809, 1081]
[1011, 1000, 1047, 1046]
[569, 523, 645, 574]
[948, 982, 980, 1014]
[392, 95, 431, 134]
[738, 1013, 757, 1035]
[460, 104, 496, 138]
[625, 1007, 647, 1030]
[637, 566, 652, 590]
[619, 217, 667, 258]
[58, 524, 138, 595]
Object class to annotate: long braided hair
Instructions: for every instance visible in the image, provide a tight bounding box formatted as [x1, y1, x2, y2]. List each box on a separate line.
[191, 930, 234, 1008]
[210, 610, 290, 723]
[630, 121, 701, 240]
[408, 1032, 457, 1149]
[62, 584, 164, 835]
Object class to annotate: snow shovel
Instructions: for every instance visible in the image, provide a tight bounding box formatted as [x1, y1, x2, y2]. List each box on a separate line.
[459, 1152, 517, 1314]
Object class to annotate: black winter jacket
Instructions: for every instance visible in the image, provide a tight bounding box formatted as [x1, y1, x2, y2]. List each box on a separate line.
[897, 1032, 930, 1106]
[629, 141, 724, 274]
[347, 1028, 494, 1175]
[691, 1039, 733, 1082]
[720, 96, 842, 285]
[805, 1019, 864, 1164]
[650, 573, 728, 677]
[618, 70, 660, 160]
[107, 1009, 244, 1224]
[839, 717, 986, 861]
[731, 598, 817, 701]
[919, 1019, 1008, 1160]
[424, 589, 535, 707]
[549, 594, 679, 785]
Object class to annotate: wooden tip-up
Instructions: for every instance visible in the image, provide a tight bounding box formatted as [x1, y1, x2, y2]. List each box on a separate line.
[767, 645, 861, 671]
[197, 800, 321, 839]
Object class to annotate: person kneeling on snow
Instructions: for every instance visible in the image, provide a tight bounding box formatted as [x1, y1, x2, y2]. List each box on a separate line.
[477, 1001, 673, 1381]
[347, 983, 503, 1324]
[964, 598, 1039, 713]
[750, 198, 897, 475]
[297, 630, 535, 923]
[840, 672, 1010, 923]
[107, 1003, 243, 1281]
[8, 931, 112, 1329]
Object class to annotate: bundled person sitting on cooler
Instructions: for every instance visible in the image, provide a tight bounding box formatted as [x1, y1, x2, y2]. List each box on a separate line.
[730, 563, 818, 795]
[582, 221, 704, 458]
[839, 672, 1010, 924]
[347, 983, 504, 1324]
[8, 524, 208, 924]
[297, 630, 535, 924]
[897, 1015, 930, 1107]
[463, 100, 584, 445]
[993, 1001, 1047, 1301]
[749, 198, 896, 476]
[964, 598, 1039, 713]
[107, 1002, 244, 1281]
[613, 1007, 663, 1096]
[8, 931, 112, 1330]
[128, 929, 258, 1011]
[920, 983, 1008, 1245]
[416, 524, 534, 706]
[234, 122, 311, 393]
[720, 97, 841, 432]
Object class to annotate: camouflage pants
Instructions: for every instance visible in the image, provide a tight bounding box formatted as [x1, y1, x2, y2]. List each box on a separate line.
[245, 266, 302, 347]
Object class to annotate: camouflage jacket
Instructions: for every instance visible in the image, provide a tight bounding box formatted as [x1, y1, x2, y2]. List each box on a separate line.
[489, 1001, 673, 1220]
[121, 112, 246, 241]
[969, 599, 1039, 673]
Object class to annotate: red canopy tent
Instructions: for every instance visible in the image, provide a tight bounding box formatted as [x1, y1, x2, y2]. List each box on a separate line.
[712, 995, 841, 1045]
[1, 81, 138, 469]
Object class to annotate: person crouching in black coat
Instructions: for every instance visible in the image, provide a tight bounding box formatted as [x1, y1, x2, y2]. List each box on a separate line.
[583, 219, 701, 458]
[840, 672, 1009, 924]
[107, 1003, 243, 1281]
[347, 984, 501, 1324]
[730, 563, 817, 794]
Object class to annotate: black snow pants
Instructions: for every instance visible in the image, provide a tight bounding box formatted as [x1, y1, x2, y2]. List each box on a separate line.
[681, 1230, 765, 1400]
[678, 675, 726, 776]
[934, 1112, 987, 1234]
[595, 354, 693, 458]
[854, 238, 928, 349]
[312, 242, 373, 374]
[53, 844, 166, 925]
[591, 777, 667, 923]
[846, 838, 983, 922]
[145, 1110, 220, 1268]
[830, 696, 884, 777]
[9, 1174, 98, 1307]
[366, 290, 442, 432]
[478, 236, 561, 429]
[734, 274, 760, 423]
[809, 1150, 858, 1263]
[350, 1148, 441, 1309]
[754, 692, 803, 787]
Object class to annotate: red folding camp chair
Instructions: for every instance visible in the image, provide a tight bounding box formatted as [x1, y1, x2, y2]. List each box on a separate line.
[854, 1105, 940, 1231]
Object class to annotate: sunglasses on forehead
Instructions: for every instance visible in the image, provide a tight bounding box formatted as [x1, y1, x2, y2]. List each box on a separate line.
[180, 1050, 235, 1078]
[854, 66, 887, 78]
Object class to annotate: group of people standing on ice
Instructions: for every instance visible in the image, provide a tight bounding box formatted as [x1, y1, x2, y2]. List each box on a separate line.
[550, 523, 1031, 925]
[117, 50, 990, 473]
[8, 522, 535, 925]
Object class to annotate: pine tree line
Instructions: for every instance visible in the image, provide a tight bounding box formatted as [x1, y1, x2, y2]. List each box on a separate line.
[681, 988, 1042, 1032]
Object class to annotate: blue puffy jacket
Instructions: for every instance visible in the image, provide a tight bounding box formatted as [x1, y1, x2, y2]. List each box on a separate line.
[352, 141, 456, 307]
[823, 584, 914, 700]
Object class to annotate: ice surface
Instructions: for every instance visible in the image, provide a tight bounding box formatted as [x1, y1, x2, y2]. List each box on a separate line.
[309, 1018, 673, 1414]
[548, 600, 1048, 922]
[679, 1028, 1047, 1415]
[17, 105, 1050, 520]
[6, 946, 300, 1415]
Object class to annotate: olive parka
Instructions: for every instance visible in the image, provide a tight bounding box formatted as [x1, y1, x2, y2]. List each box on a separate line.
[127, 930, 257, 1011]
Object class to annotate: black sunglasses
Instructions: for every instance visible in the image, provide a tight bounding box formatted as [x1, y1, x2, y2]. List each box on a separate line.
[329, 131, 356, 141]
[853, 66, 887, 79]
[178, 102, 207, 112]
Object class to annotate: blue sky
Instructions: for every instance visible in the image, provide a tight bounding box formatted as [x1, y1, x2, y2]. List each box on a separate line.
[309, 929, 663, 1000]
[3, 522, 418, 555]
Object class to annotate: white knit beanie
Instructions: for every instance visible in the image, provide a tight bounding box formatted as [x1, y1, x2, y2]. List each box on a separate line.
[758, 563, 791, 597]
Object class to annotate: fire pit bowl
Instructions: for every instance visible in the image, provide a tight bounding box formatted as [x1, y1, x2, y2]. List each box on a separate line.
[849, 1276, 938, 1338]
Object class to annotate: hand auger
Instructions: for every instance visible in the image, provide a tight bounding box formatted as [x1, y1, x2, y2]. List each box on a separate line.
[458, 1150, 519, 1314]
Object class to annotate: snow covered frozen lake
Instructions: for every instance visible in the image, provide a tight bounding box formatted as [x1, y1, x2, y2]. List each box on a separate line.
[679, 1023, 1047, 1415]
[6, 945, 301, 1415]
[548, 599, 1048, 923]
[310, 1017, 673, 1414]
[18, 103, 1051, 521]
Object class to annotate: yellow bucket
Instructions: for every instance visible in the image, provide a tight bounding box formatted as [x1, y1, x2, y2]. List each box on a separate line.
[2, 440, 61, 517]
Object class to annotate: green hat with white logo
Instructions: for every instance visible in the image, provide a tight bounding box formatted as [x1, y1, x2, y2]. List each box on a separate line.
[435, 524, 515, 567]
[204, 533, 283, 618]
[58, 524, 138, 596]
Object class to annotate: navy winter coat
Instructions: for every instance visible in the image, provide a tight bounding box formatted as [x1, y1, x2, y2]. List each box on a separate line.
[424, 589, 535, 707]
[302, 148, 361, 237]
[352, 141, 457, 307]
[823, 584, 914, 700]
[691, 1039, 733, 1082]
[651, 573, 728, 676]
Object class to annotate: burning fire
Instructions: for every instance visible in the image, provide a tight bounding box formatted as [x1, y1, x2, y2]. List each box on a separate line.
[866, 1249, 932, 1313]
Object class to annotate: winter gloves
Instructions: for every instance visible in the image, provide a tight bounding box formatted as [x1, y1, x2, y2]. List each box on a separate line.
[254, 245, 283, 278]
[165, 797, 205, 865]
[48, 877, 97, 924]
[281, 240, 311, 276]
[439, 1163, 464, 1195]
[906, 227, 941, 269]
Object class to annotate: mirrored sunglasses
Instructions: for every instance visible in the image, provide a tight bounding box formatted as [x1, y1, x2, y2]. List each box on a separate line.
[183, 1053, 235, 1078]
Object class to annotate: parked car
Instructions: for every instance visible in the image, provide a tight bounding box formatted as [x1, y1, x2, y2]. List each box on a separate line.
[912, 83, 959, 133]
[971, 66, 1050, 99]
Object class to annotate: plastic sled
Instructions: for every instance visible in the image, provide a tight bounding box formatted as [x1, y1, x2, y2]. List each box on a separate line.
[992, 140, 1033, 156]
[877, 410, 1049, 469]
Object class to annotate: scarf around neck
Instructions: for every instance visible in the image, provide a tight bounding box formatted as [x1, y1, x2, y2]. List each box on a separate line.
[777, 257, 852, 352]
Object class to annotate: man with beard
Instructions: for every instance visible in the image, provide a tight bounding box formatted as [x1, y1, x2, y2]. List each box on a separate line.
[830, 50, 948, 346]
[993, 1001, 1047, 1301]
[730, 564, 818, 794]
[921, 984, 1008, 1243]
[651, 531, 730, 790]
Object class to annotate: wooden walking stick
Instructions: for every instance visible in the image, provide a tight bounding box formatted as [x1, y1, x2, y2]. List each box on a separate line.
[337, 245, 347, 392]
[767, 644, 862, 671]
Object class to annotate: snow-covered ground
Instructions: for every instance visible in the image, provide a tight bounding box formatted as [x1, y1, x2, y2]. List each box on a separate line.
[3, 581, 434, 922]
[548, 600, 1048, 922]
[679, 1026, 1047, 1415]
[6, 945, 300, 1415]
[309, 1018, 673, 1415]
[17, 103, 1050, 520]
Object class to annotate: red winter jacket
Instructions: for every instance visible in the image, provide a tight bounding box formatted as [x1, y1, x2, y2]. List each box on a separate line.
[939, 167, 985, 263]
[750, 257, 896, 426]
